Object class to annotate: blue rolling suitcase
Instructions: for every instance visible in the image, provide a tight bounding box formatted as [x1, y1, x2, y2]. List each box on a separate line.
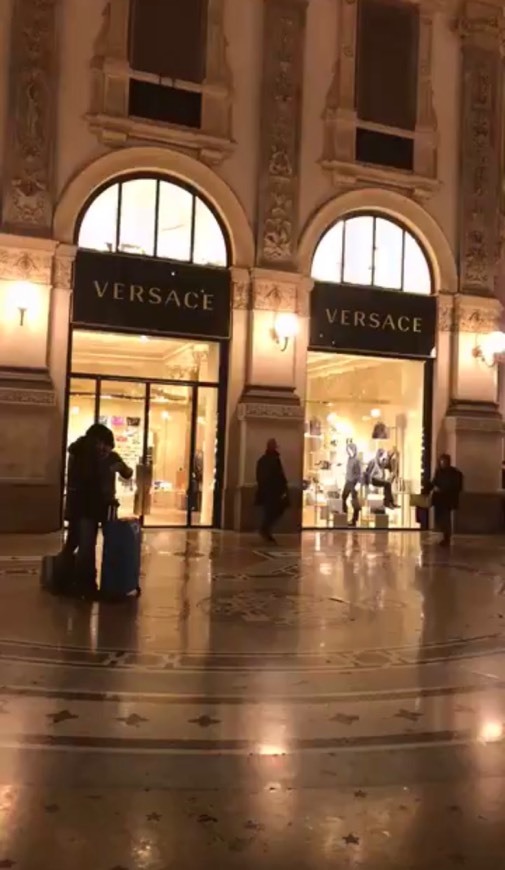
[100, 509, 142, 601]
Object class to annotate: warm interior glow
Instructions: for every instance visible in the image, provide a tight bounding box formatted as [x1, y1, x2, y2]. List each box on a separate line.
[274, 312, 299, 342]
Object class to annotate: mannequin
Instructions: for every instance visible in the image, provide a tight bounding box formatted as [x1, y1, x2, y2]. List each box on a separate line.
[370, 448, 398, 509]
[342, 440, 361, 526]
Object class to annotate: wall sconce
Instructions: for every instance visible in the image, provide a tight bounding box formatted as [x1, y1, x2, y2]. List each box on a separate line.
[6, 281, 39, 328]
[272, 312, 299, 352]
[472, 331, 505, 367]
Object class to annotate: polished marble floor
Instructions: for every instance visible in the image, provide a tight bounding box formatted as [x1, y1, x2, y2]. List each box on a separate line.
[1, 529, 505, 868]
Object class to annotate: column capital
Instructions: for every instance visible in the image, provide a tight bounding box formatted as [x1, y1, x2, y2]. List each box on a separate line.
[456, 1, 505, 48]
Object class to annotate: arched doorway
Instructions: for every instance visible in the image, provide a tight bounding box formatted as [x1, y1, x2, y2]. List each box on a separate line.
[66, 174, 232, 528]
[304, 213, 436, 530]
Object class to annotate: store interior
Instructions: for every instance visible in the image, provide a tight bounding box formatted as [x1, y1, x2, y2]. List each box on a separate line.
[304, 352, 425, 529]
[67, 330, 220, 527]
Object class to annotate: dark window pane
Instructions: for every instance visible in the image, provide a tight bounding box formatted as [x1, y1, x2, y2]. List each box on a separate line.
[356, 0, 419, 130]
[356, 128, 414, 171]
[129, 80, 202, 128]
[129, 0, 207, 83]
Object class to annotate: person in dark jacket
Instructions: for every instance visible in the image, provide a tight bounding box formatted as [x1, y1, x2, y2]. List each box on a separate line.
[64, 424, 133, 595]
[255, 438, 289, 544]
[429, 453, 464, 547]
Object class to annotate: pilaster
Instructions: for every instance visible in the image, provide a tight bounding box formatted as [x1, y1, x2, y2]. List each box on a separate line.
[1, 0, 58, 234]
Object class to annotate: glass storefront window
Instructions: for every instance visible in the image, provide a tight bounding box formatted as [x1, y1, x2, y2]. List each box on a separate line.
[343, 216, 374, 285]
[374, 218, 403, 289]
[76, 177, 229, 268]
[303, 352, 425, 530]
[71, 331, 220, 383]
[193, 198, 228, 267]
[99, 381, 147, 518]
[157, 182, 193, 261]
[312, 214, 432, 295]
[78, 185, 119, 253]
[118, 178, 157, 257]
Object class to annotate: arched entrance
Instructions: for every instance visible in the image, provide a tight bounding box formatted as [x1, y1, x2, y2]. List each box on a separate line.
[303, 212, 437, 530]
[66, 174, 232, 528]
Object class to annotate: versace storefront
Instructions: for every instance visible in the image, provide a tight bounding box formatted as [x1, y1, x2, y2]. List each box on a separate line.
[67, 175, 231, 529]
[303, 214, 437, 531]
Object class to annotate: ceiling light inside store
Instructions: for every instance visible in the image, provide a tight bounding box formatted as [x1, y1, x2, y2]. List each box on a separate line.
[71, 406, 80, 415]
[161, 411, 171, 421]
[370, 409, 381, 418]
[139, 335, 150, 343]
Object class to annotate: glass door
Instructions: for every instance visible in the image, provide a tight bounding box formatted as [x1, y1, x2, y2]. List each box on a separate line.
[98, 380, 147, 518]
[143, 383, 193, 527]
[191, 386, 219, 526]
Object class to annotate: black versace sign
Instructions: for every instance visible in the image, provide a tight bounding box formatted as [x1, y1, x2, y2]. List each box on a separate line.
[310, 283, 437, 357]
[73, 251, 231, 339]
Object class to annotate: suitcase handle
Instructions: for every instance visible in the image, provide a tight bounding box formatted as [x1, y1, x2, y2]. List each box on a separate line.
[106, 501, 119, 522]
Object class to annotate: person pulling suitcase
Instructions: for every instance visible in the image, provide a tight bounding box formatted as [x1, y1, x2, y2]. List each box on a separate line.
[45, 424, 134, 598]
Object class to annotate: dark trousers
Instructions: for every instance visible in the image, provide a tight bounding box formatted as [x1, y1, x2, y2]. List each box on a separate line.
[342, 482, 360, 525]
[371, 477, 395, 508]
[63, 518, 100, 590]
[260, 502, 283, 538]
[435, 507, 453, 543]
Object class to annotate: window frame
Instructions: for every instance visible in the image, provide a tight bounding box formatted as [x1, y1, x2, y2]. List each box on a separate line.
[311, 212, 434, 296]
[74, 173, 231, 269]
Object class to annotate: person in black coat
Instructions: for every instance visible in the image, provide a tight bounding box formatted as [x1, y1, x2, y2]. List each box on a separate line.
[429, 453, 463, 547]
[63, 424, 133, 595]
[255, 438, 289, 544]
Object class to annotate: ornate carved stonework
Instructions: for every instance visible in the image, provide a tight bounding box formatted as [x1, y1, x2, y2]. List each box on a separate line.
[1, 0, 58, 231]
[257, 0, 307, 267]
[437, 294, 454, 332]
[238, 402, 305, 420]
[52, 256, 74, 290]
[253, 280, 298, 313]
[89, 0, 234, 163]
[0, 246, 52, 284]
[0, 388, 56, 406]
[232, 281, 250, 310]
[458, 1, 503, 295]
[454, 295, 501, 333]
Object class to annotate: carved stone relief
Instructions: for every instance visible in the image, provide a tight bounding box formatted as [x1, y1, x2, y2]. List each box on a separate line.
[458, 2, 503, 295]
[257, 0, 307, 267]
[52, 256, 75, 290]
[454, 295, 501, 333]
[437, 294, 454, 332]
[238, 402, 305, 420]
[253, 279, 298, 313]
[1, 0, 58, 231]
[0, 246, 52, 284]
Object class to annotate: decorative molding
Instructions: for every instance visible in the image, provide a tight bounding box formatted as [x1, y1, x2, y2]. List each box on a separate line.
[454, 295, 502, 332]
[253, 280, 298, 313]
[0, 247, 52, 284]
[52, 255, 75, 290]
[437, 293, 454, 332]
[238, 402, 305, 421]
[0, 387, 56, 406]
[1, 0, 58, 231]
[232, 281, 250, 310]
[257, 0, 307, 267]
[457, 2, 503, 295]
[89, 0, 234, 163]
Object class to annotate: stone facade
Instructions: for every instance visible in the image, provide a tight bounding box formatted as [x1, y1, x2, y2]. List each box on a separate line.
[0, 0, 504, 533]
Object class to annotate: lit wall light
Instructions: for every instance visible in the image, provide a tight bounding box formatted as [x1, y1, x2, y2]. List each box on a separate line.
[272, 312, 299, 352]
[472, 331, 505, 367]
[370, 408, 381, 418]
[6, 281, 39, 328]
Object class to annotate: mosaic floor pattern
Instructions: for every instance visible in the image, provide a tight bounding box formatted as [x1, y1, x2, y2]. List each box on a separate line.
[0, 529, 505, 868]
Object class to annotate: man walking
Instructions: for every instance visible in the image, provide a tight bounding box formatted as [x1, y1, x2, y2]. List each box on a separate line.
[255, 438, 289, 544]
[429, 453, 463, 547]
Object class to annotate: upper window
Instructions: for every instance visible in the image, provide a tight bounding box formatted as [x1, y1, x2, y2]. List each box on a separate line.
[311, 215, 432, 295]
[128, 0, 207, 127]
[355, 0, 419, 170]
[77, 177, 228, 268]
